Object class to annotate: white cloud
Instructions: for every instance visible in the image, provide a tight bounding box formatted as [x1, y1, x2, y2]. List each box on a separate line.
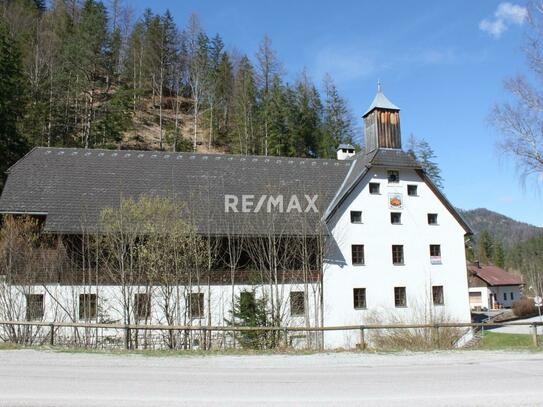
[496, 2, 528, 24]
[479, 2, 527, 38]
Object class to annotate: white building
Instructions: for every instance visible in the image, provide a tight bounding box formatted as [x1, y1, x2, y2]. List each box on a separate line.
[0, 86, 473, 349]
[467, 262, 523, 311]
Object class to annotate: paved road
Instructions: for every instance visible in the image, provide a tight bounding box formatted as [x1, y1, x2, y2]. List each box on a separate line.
[1, 349, 543, 406]
[489, 315, 543, 334]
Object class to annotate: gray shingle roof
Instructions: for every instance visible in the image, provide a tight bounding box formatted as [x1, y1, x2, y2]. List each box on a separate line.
[363, 88, 400, 117]
[0, 148, 352, 235]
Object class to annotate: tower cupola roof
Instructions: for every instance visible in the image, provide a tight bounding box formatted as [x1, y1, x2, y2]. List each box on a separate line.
[363, 82, 400, 117]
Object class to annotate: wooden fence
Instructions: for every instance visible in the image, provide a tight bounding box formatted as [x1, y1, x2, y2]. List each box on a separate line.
[0, 320, 541, 350]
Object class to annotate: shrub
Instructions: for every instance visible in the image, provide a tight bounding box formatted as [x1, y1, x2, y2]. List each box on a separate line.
[512, 297, 537, 317]
[364, 308, 463, 351]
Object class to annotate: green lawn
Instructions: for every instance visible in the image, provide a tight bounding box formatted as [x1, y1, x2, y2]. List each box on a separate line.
[479, 331, 542, 350]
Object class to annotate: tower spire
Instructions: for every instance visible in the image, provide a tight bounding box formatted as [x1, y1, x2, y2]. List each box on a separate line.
[363, 83, 401, 152]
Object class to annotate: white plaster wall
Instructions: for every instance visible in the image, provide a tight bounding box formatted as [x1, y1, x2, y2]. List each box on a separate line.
[323, 166, 472, 348]
[493, 286, 522, 308]
[1, 283, 318, 328]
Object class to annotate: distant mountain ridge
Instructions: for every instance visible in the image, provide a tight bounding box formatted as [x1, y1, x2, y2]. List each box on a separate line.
[459, 208, 542, 247]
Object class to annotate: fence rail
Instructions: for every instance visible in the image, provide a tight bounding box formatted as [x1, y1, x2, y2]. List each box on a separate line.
[0, 320, 541, 350]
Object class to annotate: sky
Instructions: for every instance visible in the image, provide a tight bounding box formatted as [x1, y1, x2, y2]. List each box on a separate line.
[127, 0, 542, 226]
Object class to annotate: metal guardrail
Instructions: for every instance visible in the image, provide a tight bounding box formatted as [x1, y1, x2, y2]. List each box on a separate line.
[0, 320, 541, 349]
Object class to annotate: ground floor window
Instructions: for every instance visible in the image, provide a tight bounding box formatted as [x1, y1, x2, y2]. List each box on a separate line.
[353, 288, 366, 309]
[189, 293, 204, 319]
[134, 293, 151, 320]
[394, 287, 407, 307]
[432, 286, 444, 306]
[290, 291, 305, 316]
[25, 294, 44, 321]
[79, 293, 97, 320]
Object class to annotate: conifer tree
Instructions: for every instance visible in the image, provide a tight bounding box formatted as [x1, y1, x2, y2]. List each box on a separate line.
[407, 134, 444, 189]
[0, 21, 28, 189]
[321, 73, 355, 158]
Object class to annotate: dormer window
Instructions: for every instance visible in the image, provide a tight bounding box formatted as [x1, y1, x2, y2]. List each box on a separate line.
[387, 170, 399, 184]
[369, 182, 380, 194]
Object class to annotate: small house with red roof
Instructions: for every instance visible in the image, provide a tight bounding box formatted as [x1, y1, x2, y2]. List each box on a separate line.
[468, 262, 523, 310]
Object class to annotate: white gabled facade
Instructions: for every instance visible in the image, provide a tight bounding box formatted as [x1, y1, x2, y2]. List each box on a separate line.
[322, 166, 471, 348]
[320, 86, 472, 348]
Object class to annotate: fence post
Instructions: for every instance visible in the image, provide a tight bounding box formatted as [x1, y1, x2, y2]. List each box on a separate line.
[359, 327, 365, 350]
[532, 324, 539, 347]
[202, 327, 207, 351]
[434, 324, 440, 348]
[283, 328, 288, 348]
[49, 323, 55, 346]
[125, 325, 130, 350]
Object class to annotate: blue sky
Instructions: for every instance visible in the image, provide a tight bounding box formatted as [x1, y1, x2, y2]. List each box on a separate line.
[129, 0, 541, 226]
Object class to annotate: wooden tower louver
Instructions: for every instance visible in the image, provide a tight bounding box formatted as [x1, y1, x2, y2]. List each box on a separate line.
[363, 82, 401, 152]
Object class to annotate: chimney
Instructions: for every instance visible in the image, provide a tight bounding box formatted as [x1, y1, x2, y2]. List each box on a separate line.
[336, 144, 355, 160]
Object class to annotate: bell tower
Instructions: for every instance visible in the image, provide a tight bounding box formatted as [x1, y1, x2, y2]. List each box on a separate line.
[363, 82, 401, 152]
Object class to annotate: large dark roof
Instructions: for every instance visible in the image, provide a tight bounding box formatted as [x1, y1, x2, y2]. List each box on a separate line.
[0, 148, 351, 235]
[0, 147, 471, 235]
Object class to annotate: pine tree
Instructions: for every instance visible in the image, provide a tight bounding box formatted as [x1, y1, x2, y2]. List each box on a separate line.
[0, 21, 28, 189]
[232, 55, 257, 154]
[493, 240, 506, 268]
[227, 291, 271, 349]
[214, 52, 234, 146]
[476, 230, 494, 264]
[256, 35, 281, 156]
[321, 73, 354, 158]
[290, 71, 322, 157]
[407, 134, 444, 189]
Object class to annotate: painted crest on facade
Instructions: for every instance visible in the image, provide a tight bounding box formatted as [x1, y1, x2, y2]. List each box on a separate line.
[388, 193, 403, 209]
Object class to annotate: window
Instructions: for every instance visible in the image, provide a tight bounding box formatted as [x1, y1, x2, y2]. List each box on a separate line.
[387, 170, 399, 184]
[134, 293, 151, 320]
[394, 287, 407, 307]
[189, 293, 204, 319]
[239, 291, 256, 315]
[407, 185, 418, 196]
[353, 288, 367, 309]
[79, 294, 97, 320]
[428, 213, 438, 225]
[290, 291, 305, 316]
[390, 212, 402, 225]
[369, 182, 380, 194]
[432, 286, 444, 305]
[430, 244, 441, 264]
[503, 292, 507, 301]
[25, 294, 44, 321]
[510, 292, 514, 300]
[350, 211, 362, 224]
[392, 245, 404, 265]
[351, 244, 365, 265]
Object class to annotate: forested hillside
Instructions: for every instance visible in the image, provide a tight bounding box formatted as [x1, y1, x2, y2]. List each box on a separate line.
[0, 0, 357, 189]
[460, 208, 542, 248]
